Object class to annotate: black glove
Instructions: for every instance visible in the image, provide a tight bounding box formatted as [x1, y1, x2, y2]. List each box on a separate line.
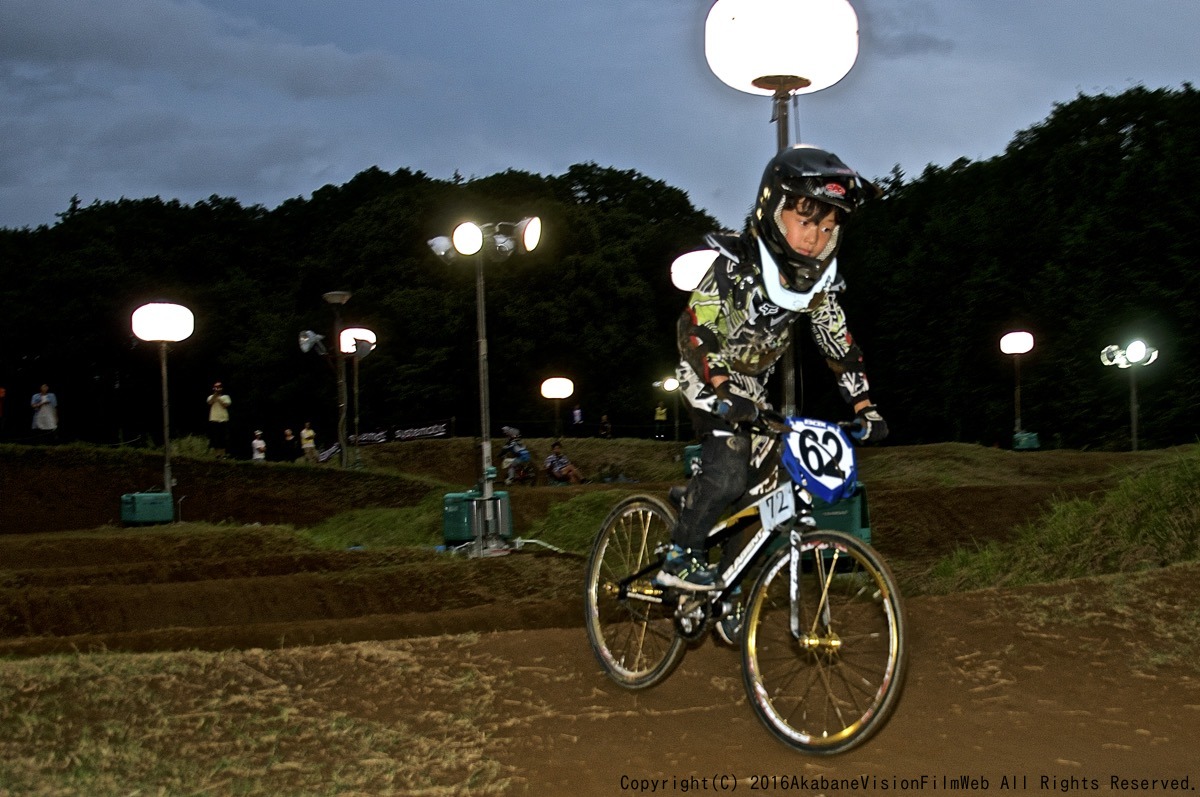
[849, 405, 888, 443]
[713, 384, 759, 424]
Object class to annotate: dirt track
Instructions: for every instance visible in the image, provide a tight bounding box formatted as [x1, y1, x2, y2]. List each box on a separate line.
[2, 443, 1197, 793]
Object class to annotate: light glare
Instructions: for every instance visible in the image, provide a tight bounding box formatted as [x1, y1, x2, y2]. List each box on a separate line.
[540, 377, 574, 400]
[999, 331, 1034, 355]
[705, 0, 859, 97]
[340, 327, 377, 355]
[452, 222, 484, 256]
[132, 303, 194, 343]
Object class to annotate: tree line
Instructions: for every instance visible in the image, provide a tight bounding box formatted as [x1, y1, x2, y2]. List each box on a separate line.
[1, 84, 1196, 452]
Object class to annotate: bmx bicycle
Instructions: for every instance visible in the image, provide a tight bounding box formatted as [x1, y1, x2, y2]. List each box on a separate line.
[583, 414, 907, 755]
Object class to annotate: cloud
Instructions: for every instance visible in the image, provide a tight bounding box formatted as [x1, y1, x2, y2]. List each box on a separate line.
[0, 0, 408, 100]
[858, 0, 956, 59]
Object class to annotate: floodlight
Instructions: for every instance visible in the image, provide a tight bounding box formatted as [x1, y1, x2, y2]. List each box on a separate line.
[999, 331, 1034, 356]
[340, 327, 377, 357]
[452, 222, 484, 256]
[132, 303, 194, 343]
[427, 236, 457, 262]
[1126, 339, 1148, 364]
[515, 216, 541, 253]
[1101, 338, 1159, 451]
[132, 301, 194, 503]
[705, 0, 859, 97]
[299, 330, 327, 354]
[540, 377, 574, 400]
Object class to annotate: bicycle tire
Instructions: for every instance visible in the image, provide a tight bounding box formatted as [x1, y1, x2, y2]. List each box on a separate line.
[584, 494, 687, 689]
[741, 530, 907, 754]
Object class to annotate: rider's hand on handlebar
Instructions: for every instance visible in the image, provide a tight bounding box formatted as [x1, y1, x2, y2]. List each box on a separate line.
[715, 394, 759, 424]
[847, 404, 888, 443]
[713, 382, 759, 424]
[757, 408, 791, 434]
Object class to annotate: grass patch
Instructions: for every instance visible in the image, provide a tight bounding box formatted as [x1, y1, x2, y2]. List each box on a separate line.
[922, 446, 1200, 594]
[0, 642, 514, 795]
[521, 490, 628, 555]
[299, 490, 447, 551]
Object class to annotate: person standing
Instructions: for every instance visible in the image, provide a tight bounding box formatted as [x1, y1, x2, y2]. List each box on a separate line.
[300, 421, 319, 463]
[30, 384, 58, 441]
[251, 430, 267, 462]
[279, 428, 302, 462]
[206, 381, 232, 458]
[653, 401, 668, 440]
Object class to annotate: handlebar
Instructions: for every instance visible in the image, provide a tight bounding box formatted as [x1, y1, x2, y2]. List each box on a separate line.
[747, 408, 865, 442]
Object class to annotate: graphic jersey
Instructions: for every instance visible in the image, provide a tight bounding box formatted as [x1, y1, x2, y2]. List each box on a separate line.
[676, 233, 869, 413]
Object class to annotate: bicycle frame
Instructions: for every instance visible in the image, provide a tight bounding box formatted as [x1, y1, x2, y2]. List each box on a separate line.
[614, 416, 856, 615]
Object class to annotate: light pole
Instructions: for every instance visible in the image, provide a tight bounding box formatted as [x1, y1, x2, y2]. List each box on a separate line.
[999, 330, 1035, 445]
[1101, 340, 1158, 451]
[132, 302, 194, 503]
[340, 327, 377, 467]
[428, 216, 541, 501]
[540, 377, 574, 438]
[322, 291, 352, 467]
[705, 0, 860, 416]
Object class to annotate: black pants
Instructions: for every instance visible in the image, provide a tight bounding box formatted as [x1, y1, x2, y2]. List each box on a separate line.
[673, 425, 751, 554]
[208, 420, 229, 451]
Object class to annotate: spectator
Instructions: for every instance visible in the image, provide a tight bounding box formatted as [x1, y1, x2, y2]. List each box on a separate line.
[206, 382, 232, 458]
[571, 404, 584, 435]
[279, 428, 302, 462]
[598, 414, 613, 439]
[544, 440, 585, 484]
[300, 421, 318, 463]
[251, 430, 267, 461]
[30, 384, 58, 442]
[654, 401, 668, 440]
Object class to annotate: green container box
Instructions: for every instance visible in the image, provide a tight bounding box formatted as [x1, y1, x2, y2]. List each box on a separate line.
[442, 490, 514, 543]
[1013, 431, 1041, 451]
[120, 492, 174, 525]
[811, 483, 871, 545]
[769, 483, 871, 559]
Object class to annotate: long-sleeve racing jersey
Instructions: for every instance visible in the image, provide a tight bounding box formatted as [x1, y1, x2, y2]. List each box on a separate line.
[675, 233, 870, 416]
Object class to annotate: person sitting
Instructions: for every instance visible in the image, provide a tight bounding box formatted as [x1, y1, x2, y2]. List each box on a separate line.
[543, 440, 585, 484]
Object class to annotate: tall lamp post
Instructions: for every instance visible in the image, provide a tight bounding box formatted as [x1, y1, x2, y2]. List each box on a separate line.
[540, 377, 574, 438]
[132, 302, 194, 503]
[999, 330, 1035, 447]
[322, 291, 352, 467]
[705, 0, 860, 416]
[1101, 339, 1158, 451]
[340, 326, 377, 467]
[428, 216, 542, 501]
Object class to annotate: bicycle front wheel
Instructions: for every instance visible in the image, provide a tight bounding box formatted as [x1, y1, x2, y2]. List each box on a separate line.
[584, 495, 687, 690]
[742, 530, 907, 755]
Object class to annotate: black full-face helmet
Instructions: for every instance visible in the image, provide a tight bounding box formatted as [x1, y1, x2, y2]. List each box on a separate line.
[752, 145, 877, 310]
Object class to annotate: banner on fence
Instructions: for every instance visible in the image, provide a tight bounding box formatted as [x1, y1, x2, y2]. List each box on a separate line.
[318, 420, 452, 462]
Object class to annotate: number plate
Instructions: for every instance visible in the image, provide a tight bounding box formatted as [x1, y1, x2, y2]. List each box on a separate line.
[759, 483, 795, 531]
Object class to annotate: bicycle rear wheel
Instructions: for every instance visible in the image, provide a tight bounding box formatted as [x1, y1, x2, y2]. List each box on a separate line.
[584, 495, 687, 689]
[742, 530, 907, 754]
